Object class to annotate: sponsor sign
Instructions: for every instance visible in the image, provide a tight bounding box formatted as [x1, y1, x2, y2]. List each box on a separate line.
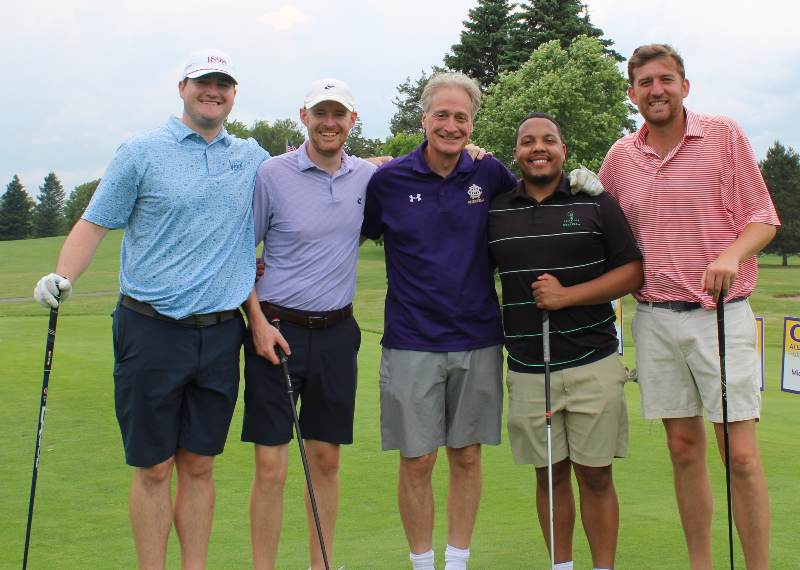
[781, 317, 800, 394]
[613, 298, 623, 356]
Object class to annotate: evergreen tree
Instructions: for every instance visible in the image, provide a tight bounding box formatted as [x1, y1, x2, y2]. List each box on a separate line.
[501, 0, 623, 73]
[64, 179, 101, 229]
[0, 175, 34, 241]
[759, 141, 800, 265]
[344, 118, 384, 159]
[32, 172, 67, 238]
[389, 69, 438, 136]
[444, 0, 512, 90]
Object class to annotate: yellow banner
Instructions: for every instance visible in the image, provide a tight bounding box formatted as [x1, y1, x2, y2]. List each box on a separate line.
[613, 298, 623, 355]
[781, 317, 800, 394]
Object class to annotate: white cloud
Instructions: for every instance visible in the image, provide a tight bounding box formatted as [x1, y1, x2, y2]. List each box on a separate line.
[260, 5, 312, 31]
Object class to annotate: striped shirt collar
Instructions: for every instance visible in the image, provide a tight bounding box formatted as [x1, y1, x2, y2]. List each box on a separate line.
[509, 172, 570, 204]
[296, 140, 354, 175]
[166, 115, 232, 147]
[634, 107, 705, 150]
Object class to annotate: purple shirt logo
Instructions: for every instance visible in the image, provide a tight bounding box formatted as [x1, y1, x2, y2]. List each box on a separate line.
[409, 194, 422, 202]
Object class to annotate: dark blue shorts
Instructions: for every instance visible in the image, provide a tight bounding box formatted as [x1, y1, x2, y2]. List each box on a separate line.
[241, 311, 361, 446]
[112, 299, 246, 467]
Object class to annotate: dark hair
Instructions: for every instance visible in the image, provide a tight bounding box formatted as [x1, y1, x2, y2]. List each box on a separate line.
[515, 112, 563, 146]
[628, 44, 685, 85]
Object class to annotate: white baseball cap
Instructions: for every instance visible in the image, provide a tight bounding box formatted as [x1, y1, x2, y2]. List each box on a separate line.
[304, 78, 354, 112]
[182, 49, 238, 84]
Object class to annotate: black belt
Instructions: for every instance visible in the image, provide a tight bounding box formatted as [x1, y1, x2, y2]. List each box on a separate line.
[120, 295, 241, 328]
[259, 302, 353, 329]
[640, 296, 748, 312]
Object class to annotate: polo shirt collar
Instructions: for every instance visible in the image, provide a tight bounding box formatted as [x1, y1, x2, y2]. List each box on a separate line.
[410, 139, 475, 176]
[509, 173, 570, 204]
[634, 106, 704, 150]
[166, 115, 232, 147]
[296, 140, 353, 175]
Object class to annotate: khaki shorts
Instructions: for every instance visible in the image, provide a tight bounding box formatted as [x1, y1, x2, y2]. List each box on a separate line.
[506, 353, 629, 468]
[632, 299, 761, 423]
[379, 345, 504, 458]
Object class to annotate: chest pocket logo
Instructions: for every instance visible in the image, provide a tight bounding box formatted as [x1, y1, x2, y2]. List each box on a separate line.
[467, 184, 484, 204]
[229, 159, 243, 171]
[563, 211, 581, 227]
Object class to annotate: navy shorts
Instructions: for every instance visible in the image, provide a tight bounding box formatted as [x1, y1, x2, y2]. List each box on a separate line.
[112, 299, 246, 467]
[241, 311, 361, 446]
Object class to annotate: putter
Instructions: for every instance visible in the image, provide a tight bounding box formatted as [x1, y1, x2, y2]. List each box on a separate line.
[270, 319, 330, 570]
[542, 309, 555, 570]
[716, 291, 735, 570]
[23, 297, 60, 570]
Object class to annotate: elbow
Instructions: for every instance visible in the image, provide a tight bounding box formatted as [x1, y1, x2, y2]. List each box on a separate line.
[629, 260, 644, 292]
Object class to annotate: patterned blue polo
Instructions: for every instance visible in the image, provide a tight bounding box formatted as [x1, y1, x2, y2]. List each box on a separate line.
[361, 140, 517, 351]
[82, 116, 269, 319]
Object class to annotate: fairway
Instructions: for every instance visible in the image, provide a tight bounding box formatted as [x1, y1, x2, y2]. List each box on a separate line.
[1, 236, 799, 569]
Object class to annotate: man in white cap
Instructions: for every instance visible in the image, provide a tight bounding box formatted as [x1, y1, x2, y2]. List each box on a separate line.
[33, 49, 269, 569]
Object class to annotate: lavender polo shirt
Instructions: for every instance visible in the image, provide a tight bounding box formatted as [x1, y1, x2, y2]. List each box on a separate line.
[254, 141, 377, 312]
[361, 140, 517, 351]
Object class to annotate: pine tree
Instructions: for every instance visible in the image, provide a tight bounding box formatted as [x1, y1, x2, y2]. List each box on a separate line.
[32, 172, 67, 238]
[759, 141, 800, 265]
[389, 69, 437, 136]
[0, 175, 34, 240]
[501, 0, 623, 73]
[444, 0, 512, 90]
[64, 179, 101, 229]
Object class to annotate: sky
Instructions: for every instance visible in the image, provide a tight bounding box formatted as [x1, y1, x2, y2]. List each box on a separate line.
[1, 0, 798, 197]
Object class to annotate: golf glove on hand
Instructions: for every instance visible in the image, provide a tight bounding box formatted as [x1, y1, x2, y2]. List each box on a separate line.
[34, 273, 72, 308]
[568, 165, 604, 196]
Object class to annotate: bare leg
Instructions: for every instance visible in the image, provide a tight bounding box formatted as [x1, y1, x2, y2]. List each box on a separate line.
[713, 420, 770, 570]
[250, 444, 289, 570]
[303, 440, 341, 570]
[663, 417, 713, 570]
[173, 448, 216, 570]
[535, 458, 575, 564]
[398, 450, 438, 554]
[129, 457, 175, 570]
[445, 444, 483, 550]
[572, 463, 618, 569]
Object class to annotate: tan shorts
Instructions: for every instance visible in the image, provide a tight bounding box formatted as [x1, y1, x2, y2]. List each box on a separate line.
[632, 299, 761, 423]
[506, 353, 629, 468]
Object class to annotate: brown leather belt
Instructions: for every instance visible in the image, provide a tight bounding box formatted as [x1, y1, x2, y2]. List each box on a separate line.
[120, 295, 241, 328]
[259, 302, 353, 329]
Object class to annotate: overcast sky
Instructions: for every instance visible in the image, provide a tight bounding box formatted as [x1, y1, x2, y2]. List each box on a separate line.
[2, 0, 798, 197]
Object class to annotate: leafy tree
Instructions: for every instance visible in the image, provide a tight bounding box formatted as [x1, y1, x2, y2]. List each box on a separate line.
[382, 132, 426, 157]
[0, 175, 34, 241]
[389, 68, 441, 136]
[759, 141, 800, 265]
[32, 172, 67, 238]
[222, 118, 306, 156]
[223, 119, 251, 139]
[501, 0, 623, 73]
[344, 118, 384, 158]
[444, 0, 512, 91]
[473, 36, 629, 174]
[64, 179, 101, 229]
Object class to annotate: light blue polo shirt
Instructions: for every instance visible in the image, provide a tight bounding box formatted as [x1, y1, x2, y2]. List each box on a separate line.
[253, 141, 377, 312]
[83, 116, 269, 319]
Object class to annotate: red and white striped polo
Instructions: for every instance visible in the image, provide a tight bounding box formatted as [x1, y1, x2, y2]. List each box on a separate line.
[599, 108, 780, 308]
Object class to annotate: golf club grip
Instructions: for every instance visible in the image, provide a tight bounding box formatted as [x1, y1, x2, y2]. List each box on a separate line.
[23, 301, 60, 570]
[541, 309, 550, 363]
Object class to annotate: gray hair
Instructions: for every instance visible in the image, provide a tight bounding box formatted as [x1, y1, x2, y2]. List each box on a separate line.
[420, 72, 482, 119]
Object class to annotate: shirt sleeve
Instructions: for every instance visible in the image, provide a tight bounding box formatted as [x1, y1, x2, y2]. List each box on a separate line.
[598, 147, 618, 200]
[361, 174, 384, 240]
[252, 164, 272, 252]
[724, 126, 781, 232]
[81, 143, 139, 229]
[491, 160, 518, 198]
[597, 192, 642, 271]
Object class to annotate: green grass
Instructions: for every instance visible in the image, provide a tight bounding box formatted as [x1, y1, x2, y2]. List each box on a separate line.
[1, 240, 799, 569]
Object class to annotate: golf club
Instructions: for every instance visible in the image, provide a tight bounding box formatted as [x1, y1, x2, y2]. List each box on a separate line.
[23, 296, 60, 570]
[542, 308, 555, 570]
[716, 291, 735, 570]
[270, 318, 330, 570]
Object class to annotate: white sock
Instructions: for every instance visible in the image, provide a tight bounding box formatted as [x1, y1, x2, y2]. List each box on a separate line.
[554, 562, 574, 570]
[410, 549, 435, 570]
[444, 544, 470, 570]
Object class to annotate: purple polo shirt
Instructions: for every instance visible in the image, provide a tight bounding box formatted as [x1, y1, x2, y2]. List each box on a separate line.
[361, 140, 517, 351]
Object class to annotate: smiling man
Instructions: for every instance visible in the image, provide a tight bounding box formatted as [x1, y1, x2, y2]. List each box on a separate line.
[33, 49, 269, 569]
[488, 113, 642, 570]
[599, 44, 779, 570]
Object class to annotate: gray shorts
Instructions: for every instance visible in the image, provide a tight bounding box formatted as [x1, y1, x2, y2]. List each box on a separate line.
[379, 345, 504, 457]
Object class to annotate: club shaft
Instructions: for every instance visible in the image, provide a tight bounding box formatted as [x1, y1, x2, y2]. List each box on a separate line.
[716, 294, 734, 570]
[272, 321, 330, 570]
[23, 304, 59, 570]
[542, 309, 554, 570]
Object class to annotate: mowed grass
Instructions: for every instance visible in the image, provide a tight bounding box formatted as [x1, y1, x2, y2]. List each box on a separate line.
[1, 237, 799, 569]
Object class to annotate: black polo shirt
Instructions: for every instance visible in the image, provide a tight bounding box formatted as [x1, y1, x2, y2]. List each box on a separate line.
[487, 174, 641, 373]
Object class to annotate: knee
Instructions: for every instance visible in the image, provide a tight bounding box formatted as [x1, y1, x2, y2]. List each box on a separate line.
[536, 459, 571, 489]
[667, 432, 705, 466]
[176, 452, 214, 480]
[728, 447, 761, 479]
[310, 448, 340, 479]
[451, 446, 481, 470]
[576, 466, 613, 494]
[254, 448, 288, 487]
[401, 453, 436, 481]
[135, 458, 174, 489]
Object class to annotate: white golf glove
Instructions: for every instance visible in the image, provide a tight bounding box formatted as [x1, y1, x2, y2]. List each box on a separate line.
[34, 273, 72, 308]
[568, 165, 604, 196]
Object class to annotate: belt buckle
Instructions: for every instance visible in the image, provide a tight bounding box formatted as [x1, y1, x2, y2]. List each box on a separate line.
[668, 301, 686, 312]
[307, 315, 327, 329]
